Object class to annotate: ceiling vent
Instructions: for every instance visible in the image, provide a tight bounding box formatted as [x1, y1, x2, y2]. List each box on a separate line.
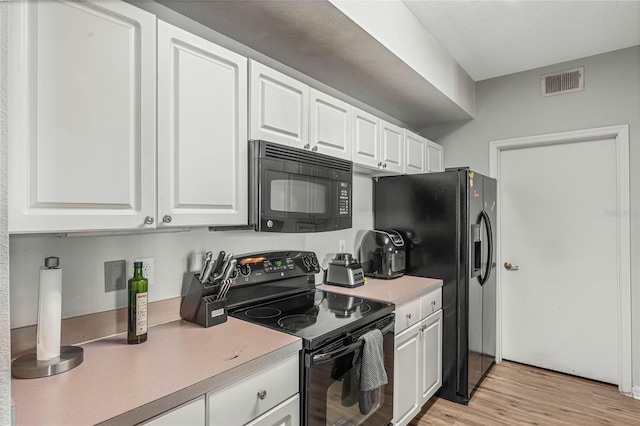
[541, 67, 584, 97]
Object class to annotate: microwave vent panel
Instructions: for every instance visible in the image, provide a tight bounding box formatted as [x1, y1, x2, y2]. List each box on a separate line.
[264, 143, 352, 172]
[541, 67, 584, 97]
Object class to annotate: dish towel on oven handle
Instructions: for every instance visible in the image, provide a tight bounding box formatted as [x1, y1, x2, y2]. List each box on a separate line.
[353, 328, 388, 415]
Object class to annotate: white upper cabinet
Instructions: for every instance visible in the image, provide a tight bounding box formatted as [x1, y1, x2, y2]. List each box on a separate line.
[157, 21, 248, 228]
[8, 0, 156, 233]
[249, 60, 308, 147]
[426, 140, 444, 172]
[309, 89, 352, 160]
[351, 107, 381, 169]
[380, 120, 404, 174]
[404, 130, 427, 174]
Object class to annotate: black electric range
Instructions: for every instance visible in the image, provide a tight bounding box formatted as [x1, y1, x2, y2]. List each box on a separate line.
[226, 250, 394, 347]
[225, 250, 396, 426]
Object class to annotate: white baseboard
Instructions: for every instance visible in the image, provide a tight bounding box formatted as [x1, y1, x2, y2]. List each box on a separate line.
[633, 386, 640, 400]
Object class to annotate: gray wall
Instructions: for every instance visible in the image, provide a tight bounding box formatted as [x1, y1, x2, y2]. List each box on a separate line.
[421, 46, 640, 390]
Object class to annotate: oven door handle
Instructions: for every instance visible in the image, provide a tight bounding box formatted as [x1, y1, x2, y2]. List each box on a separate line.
[311, 320, 395, 365]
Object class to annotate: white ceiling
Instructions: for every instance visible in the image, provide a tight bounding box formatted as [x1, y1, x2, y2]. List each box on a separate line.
[402, 0, 640, 81]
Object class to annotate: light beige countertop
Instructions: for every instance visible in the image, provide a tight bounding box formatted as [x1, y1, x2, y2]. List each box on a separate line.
[11, 317, 301, 426]
[318, 275, 443, 305]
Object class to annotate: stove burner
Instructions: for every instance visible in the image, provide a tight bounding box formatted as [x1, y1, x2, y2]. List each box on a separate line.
[278, 314, 316, 331]
[359, 304, 371, 315]
[245, 307, 282, 319]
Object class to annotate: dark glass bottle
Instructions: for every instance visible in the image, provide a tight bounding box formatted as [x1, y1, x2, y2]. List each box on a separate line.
[128, 261, 148, 344]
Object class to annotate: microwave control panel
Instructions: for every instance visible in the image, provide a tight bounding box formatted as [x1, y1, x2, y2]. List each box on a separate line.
[339, 182, 350, 216]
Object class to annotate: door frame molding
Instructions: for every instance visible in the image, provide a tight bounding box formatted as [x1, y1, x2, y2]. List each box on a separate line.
[489, 124, 631, 395]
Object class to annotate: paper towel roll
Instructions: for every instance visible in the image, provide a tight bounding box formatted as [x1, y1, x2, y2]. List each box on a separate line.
[36, 267, 62, 360]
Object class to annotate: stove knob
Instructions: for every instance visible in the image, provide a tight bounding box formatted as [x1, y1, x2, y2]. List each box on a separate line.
[302, 256, 311, 268]
[239, 264, 251, 276]
[310, 255, 319, 267]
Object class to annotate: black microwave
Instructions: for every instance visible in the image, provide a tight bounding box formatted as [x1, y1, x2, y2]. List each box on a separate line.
[249, 140, 353, 233]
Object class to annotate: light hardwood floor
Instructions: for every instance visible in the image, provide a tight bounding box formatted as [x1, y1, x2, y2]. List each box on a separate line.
[409, 361, 640, 425]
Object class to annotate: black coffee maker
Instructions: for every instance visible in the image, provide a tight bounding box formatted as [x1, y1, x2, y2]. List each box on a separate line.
[359, 229, 406, 279]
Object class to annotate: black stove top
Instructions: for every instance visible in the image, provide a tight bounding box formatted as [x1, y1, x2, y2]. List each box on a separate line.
[230, 289, 394, 350]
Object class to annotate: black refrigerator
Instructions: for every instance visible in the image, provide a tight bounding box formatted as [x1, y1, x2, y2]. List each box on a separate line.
[373, 168, 496, 404]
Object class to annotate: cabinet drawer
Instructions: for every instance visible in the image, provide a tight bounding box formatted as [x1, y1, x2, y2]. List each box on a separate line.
[420, 287, 442, 318]
[245, 394, 300, 426]
[208, 354, 299, 426]
[142, 396, 205, 426]
[396, 298, 421, 333]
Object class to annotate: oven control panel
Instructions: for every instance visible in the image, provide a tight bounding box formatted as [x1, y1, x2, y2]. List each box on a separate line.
[234, 250, 320, 284]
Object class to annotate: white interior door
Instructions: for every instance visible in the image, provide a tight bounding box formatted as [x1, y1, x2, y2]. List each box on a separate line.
[498, 136, 621, 384]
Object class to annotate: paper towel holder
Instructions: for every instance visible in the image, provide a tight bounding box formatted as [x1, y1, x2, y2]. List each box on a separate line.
[11, 257, 84, 379]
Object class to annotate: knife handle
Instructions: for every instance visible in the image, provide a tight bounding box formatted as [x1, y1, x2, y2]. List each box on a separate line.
[200, 258, 216, 283]
[222, 259, 237, 282]
[199, 251, 213, 279]
[211, 251, 226, 278]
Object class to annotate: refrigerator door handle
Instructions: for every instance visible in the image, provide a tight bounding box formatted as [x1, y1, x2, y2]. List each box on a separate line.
[479, 210, 494, 286]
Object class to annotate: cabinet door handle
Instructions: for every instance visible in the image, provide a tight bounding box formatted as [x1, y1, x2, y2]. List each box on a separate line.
[406, 313, 411, 320]
[257, 390, 267, 400]
[162, 215, 172, 224]
[144, 216, 154, 225]
[383, 163, 388, 168]
[312, 145, 318, 152]
[378, 162, 383, 168]
[303, 143, 311, 150]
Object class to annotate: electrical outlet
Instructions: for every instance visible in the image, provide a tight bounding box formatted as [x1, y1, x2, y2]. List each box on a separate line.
[338, 240, 346, 253]
[135, 257, 154, 285]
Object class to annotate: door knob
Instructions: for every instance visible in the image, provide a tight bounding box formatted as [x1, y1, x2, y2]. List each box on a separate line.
[504, 262, 519, 270]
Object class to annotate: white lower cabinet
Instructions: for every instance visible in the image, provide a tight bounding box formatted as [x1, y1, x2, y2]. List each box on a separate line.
[420, 310, 443, 403]
[207, 354, 299, 426]
[142, 397, 205, 426]
[245, 394, 300, 426]
[393, 288, 443, 426]
[394, 321, 422, 426]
